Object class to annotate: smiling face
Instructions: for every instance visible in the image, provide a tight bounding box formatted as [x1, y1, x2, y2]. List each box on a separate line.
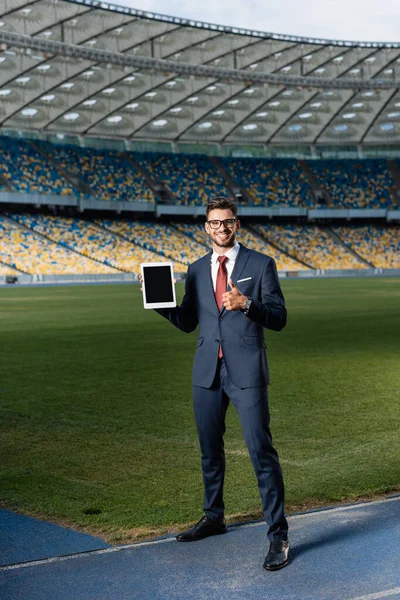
[205, 208, 240, 254]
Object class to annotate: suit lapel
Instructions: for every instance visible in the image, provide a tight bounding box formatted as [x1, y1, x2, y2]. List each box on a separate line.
[199, 251, 219, 315]
[230, 243, 250, 285]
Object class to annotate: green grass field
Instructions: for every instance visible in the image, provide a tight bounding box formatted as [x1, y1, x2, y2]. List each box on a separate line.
[1, 278, 399, 543]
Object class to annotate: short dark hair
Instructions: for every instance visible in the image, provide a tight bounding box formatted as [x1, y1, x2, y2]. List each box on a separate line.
[206, 197, 238, 218]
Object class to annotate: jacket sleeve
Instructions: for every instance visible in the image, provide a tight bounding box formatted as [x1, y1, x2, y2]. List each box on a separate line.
[245, 257, 287, 331]
[155, 265, 198, 333]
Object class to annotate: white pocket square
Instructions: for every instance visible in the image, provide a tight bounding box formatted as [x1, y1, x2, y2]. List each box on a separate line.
[237, 277, 252, 283]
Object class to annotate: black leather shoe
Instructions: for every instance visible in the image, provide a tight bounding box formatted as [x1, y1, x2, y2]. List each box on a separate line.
[263, 540, 290, 571]
[176, 515, 227, 542]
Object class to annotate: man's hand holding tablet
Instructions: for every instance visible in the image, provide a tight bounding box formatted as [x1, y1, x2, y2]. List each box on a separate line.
[140, 262, 177, 309]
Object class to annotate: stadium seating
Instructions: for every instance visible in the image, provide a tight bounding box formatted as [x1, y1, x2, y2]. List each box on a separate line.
[333, 225, 400, 269]
[0, 263, 20, 276]
[220, 158, 313, 207]
[0, 136, 398, 275]
[1, 135, 398, 211]
[0, 136, 73, 196]
[35, 142, 155, 203]
[308, 159, 394, 208]
[96, 219, 203, 270]
[133, 153, 229, 205]
[6, 213, 170, 273]
[254, 223, 367, 270]
[0, 215, 118, 274]
[174, 223, 308, 271]
[1, 211, 398, 274]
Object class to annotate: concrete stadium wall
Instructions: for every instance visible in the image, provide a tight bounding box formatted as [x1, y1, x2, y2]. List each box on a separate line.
[278, 268, 400, 278]
[2, 273, 137, 285]
[1, 192, 399, 221]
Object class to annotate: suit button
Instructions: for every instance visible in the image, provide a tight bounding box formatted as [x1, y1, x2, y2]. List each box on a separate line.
[215, 339, 219, 343]
[219, 316, 223, 321]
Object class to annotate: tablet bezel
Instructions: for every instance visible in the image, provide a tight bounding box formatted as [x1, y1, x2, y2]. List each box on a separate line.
[140, 262, 177, 309]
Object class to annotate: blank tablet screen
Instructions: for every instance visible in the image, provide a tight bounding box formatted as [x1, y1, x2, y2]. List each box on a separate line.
[143, 265, 174, 303]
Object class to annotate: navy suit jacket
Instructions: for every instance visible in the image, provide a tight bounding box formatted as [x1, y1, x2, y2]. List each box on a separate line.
[157, 243, 287, 389]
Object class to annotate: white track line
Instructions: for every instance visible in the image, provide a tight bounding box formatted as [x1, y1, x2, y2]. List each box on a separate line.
[1, 496, 399, 572]
[0, 537, 175, 571]
[344, 587, 400, 600]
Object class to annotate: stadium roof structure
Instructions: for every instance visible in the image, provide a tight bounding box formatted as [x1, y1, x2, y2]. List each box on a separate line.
[1, 0, 400, 147]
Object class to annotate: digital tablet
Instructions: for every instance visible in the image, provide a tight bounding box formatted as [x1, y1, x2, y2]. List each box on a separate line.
[140, 262, 176, 309]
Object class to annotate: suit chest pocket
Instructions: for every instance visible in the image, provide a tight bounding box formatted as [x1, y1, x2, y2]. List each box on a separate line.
[236, 279, 254, 296]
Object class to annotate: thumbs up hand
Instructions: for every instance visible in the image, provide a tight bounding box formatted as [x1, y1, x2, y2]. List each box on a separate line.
[222, 279, 247, 311]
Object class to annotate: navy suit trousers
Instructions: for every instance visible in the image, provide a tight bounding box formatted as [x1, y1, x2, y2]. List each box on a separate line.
[193, 359, 288, 542]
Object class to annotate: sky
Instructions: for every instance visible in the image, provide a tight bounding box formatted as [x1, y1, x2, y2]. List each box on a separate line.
[115, 0, 400, 43]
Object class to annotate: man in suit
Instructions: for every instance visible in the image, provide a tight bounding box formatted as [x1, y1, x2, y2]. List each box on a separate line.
[147, 197, 289, 571]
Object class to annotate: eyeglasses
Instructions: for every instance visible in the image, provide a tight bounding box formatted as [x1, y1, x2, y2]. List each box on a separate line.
[207, 218, 237, 230]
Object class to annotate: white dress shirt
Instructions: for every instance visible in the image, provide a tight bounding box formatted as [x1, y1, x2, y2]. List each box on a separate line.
[210, 241, 240, 292]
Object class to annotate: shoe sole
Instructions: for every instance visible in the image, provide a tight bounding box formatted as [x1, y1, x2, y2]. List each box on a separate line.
[176, 529, 228, 542]
[263, 558, 289, 571]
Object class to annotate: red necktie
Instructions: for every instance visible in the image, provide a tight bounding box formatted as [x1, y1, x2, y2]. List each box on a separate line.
[215, 255, 228, 310]
[215, 255, 228, 358]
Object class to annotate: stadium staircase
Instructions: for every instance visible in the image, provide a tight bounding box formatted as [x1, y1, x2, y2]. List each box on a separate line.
[93, 220, 177, 265]
[0, 259, 28, 275]
[4, 213, 127, 273]
[29, 141, 94, 198]
[387, 160, 400, 205]
[122, 154, 173, 204]
[0, 172, 14, 192]
[208, 157, 253, 204]
[102, 220, 196, 268]
[246, 224, 314, 270]
[169, 223, 210, 250]
[323, 226, 375, 268]
[298, 160, 332, 205]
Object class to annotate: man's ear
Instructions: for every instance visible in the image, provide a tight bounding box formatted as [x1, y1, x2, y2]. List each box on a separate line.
[204, 221, 209, 233]
[236, 219, 241, 230]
